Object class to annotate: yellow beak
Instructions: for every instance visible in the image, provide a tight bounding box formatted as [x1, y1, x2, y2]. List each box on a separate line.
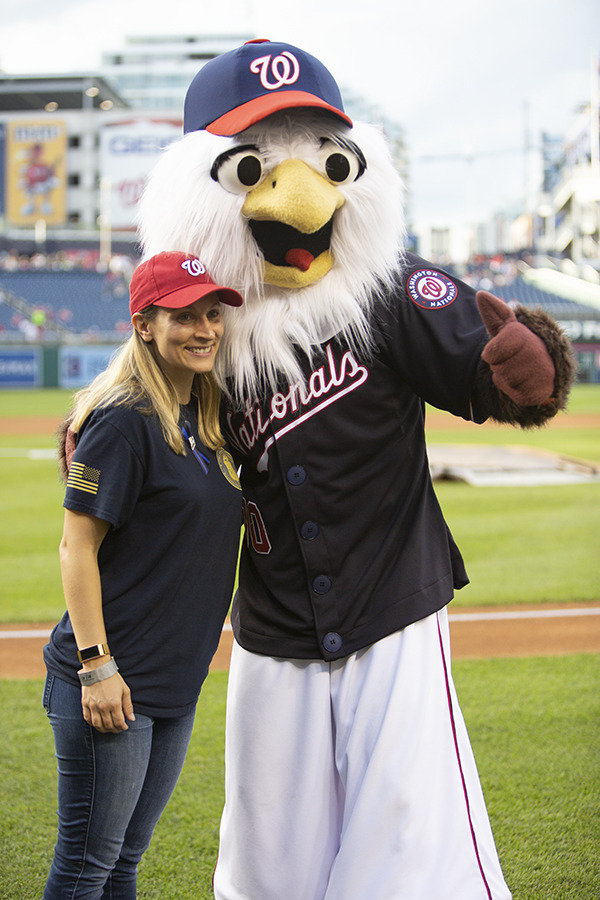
[242, 159, 345, 288]
[243, 158, 344, 232]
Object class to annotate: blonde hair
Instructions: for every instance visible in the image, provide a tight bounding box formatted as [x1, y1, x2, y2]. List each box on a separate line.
[69, 307, 224, 454]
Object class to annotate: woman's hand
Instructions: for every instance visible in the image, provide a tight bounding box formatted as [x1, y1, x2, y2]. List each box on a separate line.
[81, 672, 136, 734]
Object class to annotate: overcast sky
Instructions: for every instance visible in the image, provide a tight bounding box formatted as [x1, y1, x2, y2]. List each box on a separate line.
[1, 0, 599, 231]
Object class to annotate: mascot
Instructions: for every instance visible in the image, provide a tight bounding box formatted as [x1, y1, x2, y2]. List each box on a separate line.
[137, 40, 574, 900]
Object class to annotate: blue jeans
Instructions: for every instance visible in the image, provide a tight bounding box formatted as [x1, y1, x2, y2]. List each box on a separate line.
[42, 672, 196, 900]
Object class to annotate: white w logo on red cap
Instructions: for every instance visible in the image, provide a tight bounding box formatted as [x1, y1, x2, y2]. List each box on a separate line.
[249, 52, 300, 90]
[181, 259, 206, 277]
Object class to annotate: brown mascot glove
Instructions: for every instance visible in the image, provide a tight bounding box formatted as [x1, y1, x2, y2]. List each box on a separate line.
[476, 291, 555, 406]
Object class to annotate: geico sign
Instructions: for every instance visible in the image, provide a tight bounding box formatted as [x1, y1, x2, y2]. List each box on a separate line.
[108, 136, 176, 154]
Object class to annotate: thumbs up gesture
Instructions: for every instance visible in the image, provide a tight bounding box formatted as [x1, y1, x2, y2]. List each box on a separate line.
[476, 291, 555, 406]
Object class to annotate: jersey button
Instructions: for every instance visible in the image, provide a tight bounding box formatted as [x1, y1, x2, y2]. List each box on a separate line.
[313, 575, 331, 594]
[287, 465, 306, 485]
[301, 520, 319, 540]
[323, 632, 343, 652]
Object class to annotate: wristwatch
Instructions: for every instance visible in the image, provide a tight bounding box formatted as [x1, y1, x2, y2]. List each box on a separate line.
[77, 643, 111, 663]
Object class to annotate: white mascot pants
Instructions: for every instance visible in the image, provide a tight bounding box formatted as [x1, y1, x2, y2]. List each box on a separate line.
[213, 608, 511, 900]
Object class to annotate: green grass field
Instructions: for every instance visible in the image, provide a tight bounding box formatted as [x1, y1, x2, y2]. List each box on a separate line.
[425, 381, 600, 465]
[1, 656, 598, 899]
[0, 386, 598, 621]
[0, 386, 599, 897]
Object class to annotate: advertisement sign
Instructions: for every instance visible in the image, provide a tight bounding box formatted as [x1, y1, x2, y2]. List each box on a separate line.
[0, 123, 5, 217]
[0, 348, 41, 387]
[99, 119, 181, 229]
[6, 120, 67, 226]
[59, 345, 121, 389]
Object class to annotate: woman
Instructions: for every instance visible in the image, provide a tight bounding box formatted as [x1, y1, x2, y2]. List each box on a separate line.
[43, 251, 244, 899]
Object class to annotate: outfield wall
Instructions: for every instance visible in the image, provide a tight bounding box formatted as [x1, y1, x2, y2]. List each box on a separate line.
[0, 330, 599, 389]
[0, 344, 121, 388]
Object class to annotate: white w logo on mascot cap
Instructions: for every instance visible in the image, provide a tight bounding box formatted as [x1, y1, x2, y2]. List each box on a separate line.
[249, 52, 300, 90]
[181, 258, 206, 277]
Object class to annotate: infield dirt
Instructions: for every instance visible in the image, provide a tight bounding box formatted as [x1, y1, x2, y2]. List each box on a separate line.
[2, 412, 600, 435]
[2, 603, 599, 679]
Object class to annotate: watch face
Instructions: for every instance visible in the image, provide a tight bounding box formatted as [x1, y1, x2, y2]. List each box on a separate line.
[78, 644, 108, 661]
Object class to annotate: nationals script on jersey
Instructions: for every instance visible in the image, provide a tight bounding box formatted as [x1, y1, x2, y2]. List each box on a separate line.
[226, 343, 369, 472]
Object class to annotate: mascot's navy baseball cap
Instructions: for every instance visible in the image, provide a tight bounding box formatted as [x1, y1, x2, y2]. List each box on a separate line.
[183, 39, 353, 136]
[130, 251, 243, 316]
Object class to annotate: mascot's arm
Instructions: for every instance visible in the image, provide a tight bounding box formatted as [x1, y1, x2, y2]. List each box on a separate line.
[471, 291, 576, 429]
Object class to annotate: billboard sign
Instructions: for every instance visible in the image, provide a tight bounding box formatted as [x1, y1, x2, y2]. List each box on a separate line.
[0, 347, 41, 386]
[6, 120, 67, 226]
[59, 344, 121, 388]
[99, 119, 181, 229]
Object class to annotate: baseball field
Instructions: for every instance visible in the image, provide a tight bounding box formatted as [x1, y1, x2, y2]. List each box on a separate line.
[0, 386, 599, 898]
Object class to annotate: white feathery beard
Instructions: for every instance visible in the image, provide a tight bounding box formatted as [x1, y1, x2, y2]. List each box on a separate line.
[137, 112, 406, 406]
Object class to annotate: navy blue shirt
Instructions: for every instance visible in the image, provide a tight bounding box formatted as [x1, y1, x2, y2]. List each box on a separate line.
[44, 400, 242, 717]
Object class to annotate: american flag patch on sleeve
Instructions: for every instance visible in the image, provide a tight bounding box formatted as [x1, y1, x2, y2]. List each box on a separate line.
[67, 461, 101, 495]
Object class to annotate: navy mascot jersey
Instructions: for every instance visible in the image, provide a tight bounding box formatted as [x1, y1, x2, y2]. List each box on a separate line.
[223, 255, 489, 661]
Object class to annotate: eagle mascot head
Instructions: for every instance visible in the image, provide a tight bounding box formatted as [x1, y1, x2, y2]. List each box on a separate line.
[137, 39, 406, 404]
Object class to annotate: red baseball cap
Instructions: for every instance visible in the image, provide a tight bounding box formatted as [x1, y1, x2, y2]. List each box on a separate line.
[130, 251, 243, 316]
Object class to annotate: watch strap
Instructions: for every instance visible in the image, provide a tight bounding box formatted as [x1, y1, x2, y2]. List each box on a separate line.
[78, 658, 119, 686]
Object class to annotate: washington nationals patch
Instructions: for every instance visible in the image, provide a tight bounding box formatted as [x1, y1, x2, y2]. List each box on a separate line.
[406, 270, 458, 309]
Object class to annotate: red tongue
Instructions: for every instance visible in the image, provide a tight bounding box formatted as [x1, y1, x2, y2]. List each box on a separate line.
[285, 248, 314, 271]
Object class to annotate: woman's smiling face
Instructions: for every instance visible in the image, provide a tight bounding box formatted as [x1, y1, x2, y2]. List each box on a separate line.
[133, 295, 224, 401]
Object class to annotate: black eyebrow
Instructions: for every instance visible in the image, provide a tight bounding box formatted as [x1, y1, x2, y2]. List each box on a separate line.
[210, 144, 261, 182]
[319, 136, 367, 177]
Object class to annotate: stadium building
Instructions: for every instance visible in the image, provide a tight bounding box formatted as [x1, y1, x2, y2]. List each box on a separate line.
[0, 36, 249, 257]
[0, 37, 597, 387]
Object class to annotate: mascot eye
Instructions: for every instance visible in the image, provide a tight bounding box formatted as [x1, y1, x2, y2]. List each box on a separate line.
[319, 140, 364, 186]
[211, 148, 264, 194]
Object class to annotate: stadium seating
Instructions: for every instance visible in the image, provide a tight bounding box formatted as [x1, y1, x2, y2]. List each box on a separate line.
[0, 270, 131, 336]
[491, 279, 597, 319]
[0, 268, 596, 339]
